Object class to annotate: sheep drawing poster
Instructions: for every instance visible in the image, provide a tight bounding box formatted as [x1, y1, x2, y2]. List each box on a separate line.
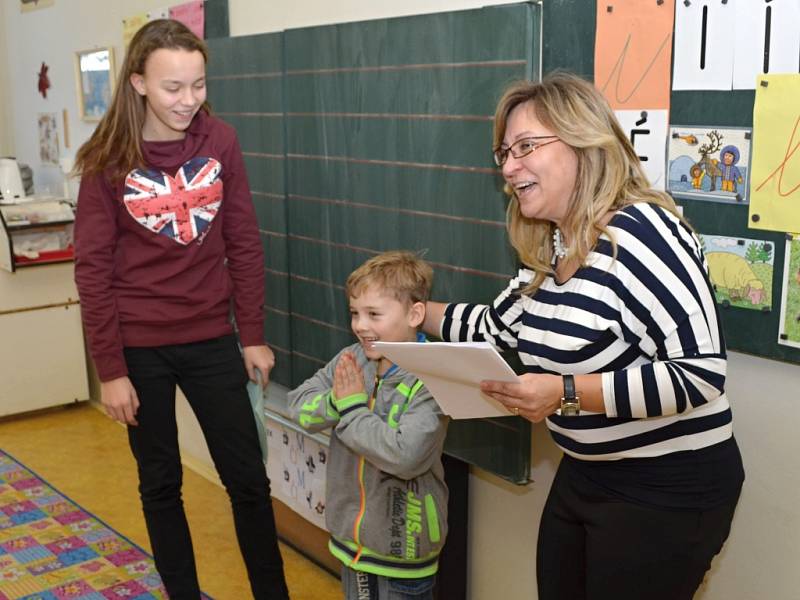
[699, 234, 774, 312]
[667, 126, 752, 203]
[778, 235, 800, 348]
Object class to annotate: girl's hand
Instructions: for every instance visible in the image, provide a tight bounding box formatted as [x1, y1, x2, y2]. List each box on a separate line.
[480, 373, 562, 422]
[101, 376, 140, 425]
[333, 352, 365, 399]
[243, 345, 275, 389]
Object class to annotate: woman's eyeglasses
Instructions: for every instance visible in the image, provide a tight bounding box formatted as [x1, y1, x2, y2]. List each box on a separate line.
[492, 136, 560, 167]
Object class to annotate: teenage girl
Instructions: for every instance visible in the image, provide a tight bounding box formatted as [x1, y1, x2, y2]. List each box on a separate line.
[73, 19, 289, 600]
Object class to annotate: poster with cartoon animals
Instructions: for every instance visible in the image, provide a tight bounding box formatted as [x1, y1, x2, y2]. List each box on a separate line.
[668, 126, 751, 203]
[778, 235, 800, 349]
[700, 234, 774, 312]
[265, 418, 327, 531]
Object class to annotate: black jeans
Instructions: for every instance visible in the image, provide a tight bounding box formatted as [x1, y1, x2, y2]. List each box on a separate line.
[537, 455, 741, 600]
[124, 335, 289, 599]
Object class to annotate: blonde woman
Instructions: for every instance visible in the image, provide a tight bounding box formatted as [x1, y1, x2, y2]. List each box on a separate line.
[423, 72, 744, 600]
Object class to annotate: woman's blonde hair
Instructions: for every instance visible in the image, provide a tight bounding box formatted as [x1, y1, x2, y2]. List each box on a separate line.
[73, 19, 210, 181]
[346, 251, 433, 306]
[493, 71, 681, 293]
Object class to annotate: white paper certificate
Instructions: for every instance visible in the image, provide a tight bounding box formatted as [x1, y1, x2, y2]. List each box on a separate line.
[372, 341, 519, 419]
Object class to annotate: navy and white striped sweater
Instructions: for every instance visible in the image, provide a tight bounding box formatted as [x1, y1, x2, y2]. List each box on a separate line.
[441, 203, 733, 461]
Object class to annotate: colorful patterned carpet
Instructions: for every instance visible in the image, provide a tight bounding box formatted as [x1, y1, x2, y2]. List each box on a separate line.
[0, 449, 210, 600]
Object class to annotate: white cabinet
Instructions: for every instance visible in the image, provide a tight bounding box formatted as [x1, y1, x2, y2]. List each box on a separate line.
[0, 199, 89, 416]
[0, 198, 75, 272]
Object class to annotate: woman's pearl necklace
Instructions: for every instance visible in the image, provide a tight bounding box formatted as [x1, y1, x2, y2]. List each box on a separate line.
[553, 228, 569, 259]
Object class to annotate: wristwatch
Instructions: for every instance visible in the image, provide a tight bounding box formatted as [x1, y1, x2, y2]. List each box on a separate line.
[560, 374, 581, 416]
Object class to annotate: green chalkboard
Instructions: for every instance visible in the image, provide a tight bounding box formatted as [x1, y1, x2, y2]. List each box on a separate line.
[208, 0, 798, 486]
[204, 0, 229, 39]
[208, 3, 544, 484]
[541, 0, 800, 365]
[207, 32, 292, 386]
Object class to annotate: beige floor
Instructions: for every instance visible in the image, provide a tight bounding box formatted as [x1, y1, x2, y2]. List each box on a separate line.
[0, 402, 342, 600]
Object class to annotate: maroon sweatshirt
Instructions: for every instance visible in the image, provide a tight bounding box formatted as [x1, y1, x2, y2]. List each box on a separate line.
[74, 111, 265, 381]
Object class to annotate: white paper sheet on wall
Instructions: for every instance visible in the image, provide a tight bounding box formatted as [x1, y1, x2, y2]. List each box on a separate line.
[265, 419, 328, 531]
[614, 109, 668, 191]
[672, 0, 735, 90]
[732, 0, 800, 90]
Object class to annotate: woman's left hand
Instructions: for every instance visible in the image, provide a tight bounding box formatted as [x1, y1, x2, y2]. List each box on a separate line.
[481, 373, 562, 422]
[243, 344, 275, 389]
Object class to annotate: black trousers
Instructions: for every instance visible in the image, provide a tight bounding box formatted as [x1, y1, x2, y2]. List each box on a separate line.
[124, 335, 289, 600]
[537, 456, 741, 600]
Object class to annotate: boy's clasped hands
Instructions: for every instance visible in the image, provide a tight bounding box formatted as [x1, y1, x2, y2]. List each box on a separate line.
[333, 351, 365, 399]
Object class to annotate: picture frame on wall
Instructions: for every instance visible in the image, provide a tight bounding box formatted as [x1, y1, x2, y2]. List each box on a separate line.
[20, 0, 55, 13]
[74, 47, 115, 121]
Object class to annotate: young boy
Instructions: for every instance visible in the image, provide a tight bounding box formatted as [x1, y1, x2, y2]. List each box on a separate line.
[288, 251, 449, 600]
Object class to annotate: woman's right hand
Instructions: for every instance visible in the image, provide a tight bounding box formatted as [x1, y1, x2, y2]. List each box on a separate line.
[101, 376, 140, 425]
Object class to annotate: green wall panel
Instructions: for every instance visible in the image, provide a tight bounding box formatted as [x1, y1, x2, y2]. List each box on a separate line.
[285, 69, 523, 115]
[252, 195, 286, 232]
[207, 33, 282, 76]
[265, 271, 290, 311]
[287, 160, 508, 222]
[290, 278, 350, 331]
[283, 7, 537, 70]
[211, 78, 283, 114]
[223, 117, 284, 155]
[291, 318, 354, 362]
[243, 156, 284, 197]
[292, 354, 327, 387]
[286, 117, 493, 168]
[260, 233, 288, 271]
[287, 199, 515, 274]
[205, 3, 544, 483]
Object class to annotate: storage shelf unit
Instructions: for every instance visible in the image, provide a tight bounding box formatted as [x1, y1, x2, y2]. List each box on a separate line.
[0, 199, 76, 272]
[0, 199, 89, 417]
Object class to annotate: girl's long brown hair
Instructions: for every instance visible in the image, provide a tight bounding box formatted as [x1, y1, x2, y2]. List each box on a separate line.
[73, 19, 209, 182]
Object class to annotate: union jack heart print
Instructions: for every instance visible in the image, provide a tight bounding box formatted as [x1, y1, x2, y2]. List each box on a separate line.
[123, 157, 223, 245]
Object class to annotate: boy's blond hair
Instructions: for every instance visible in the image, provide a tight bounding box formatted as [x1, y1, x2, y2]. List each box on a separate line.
[346, 251, 433, 306]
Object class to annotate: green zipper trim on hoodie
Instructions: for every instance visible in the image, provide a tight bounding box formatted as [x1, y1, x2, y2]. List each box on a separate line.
[424, 494, 440, 543]
[387, 404, 401, 429]
[329, 538, 440, 579]
[388, 378, 423, 428]
[351, 376, 381, 562]
[408, 379, 424, 400]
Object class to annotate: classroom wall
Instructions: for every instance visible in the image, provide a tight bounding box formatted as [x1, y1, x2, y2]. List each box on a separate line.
[1, 0, 170, 195]
[0, 0, 14, 156]
[1, 2, 798, 599]
[228, 0, 526, 35]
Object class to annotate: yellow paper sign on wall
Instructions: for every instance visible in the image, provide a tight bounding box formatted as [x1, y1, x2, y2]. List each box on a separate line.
[749, 74, 800, 233]
[122, 12, 148, 48]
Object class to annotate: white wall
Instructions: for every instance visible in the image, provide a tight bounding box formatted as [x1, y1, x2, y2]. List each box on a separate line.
[2, 2, 799, 599]
[0, 0, 14, 156]
[229, 0, 525, 35]
[1, 0, 169, 196]
[699, 352, 800, 600]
